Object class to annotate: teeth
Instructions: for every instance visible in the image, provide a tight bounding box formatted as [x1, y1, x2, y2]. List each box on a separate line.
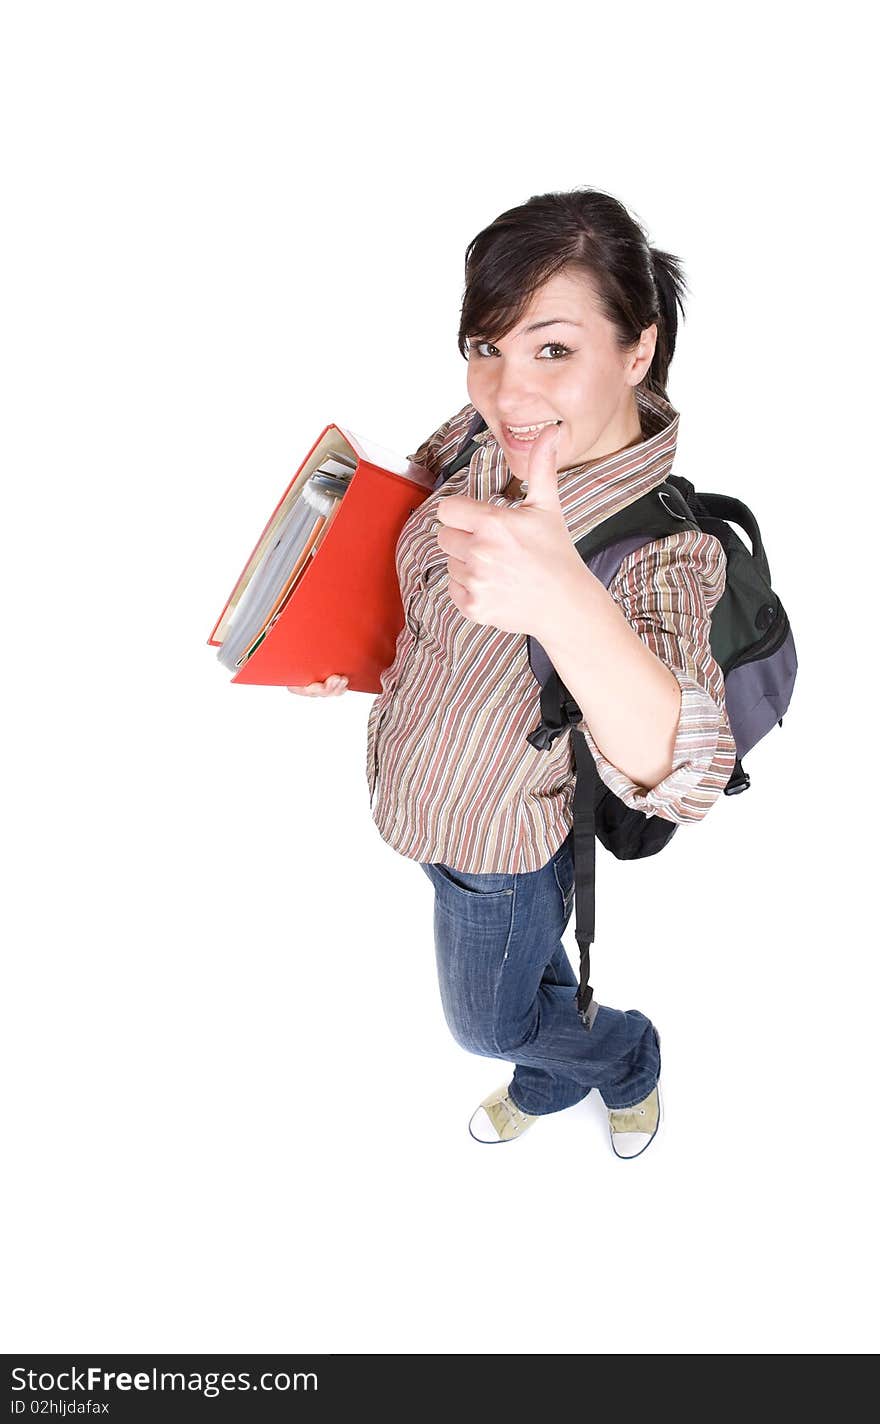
[508, 421, 555, 433]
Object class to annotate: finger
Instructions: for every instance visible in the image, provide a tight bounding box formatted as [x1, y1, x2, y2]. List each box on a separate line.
[523, 420, 562, 500]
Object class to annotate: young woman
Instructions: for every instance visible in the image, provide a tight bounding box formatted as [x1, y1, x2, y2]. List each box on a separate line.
[289, 188, 736, 1158]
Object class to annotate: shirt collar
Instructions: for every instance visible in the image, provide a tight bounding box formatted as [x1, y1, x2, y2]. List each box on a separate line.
[465, 386, 680, 543]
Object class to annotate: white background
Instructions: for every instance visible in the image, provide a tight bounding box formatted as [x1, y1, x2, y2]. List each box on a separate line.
[2, 0, 875, 1355]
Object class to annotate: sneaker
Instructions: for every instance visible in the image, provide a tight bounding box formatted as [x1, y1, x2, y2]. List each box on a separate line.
[607, 1026, 662, 1158]
[468, 1082, 540, 1143]
[607, 1082, 662, 1158]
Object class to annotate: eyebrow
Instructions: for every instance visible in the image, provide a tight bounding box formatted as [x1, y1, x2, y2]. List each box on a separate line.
[471, 318, 583, 341]
[521, 318, 583, 334]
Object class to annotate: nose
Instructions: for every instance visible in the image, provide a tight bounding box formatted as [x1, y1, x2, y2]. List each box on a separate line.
[490, 363, 544, 421]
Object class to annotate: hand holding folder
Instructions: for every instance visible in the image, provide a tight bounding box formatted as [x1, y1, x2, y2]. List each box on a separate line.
[285, 675, 349, 696]
[207, 422, 436, 693]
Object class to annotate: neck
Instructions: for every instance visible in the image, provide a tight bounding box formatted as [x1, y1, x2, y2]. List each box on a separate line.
[560, 395, 644, 474]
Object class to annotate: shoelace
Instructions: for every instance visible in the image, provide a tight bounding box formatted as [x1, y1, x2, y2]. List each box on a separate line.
[609, 1104, 648, 1132]
[494, 1094, 532, 1135]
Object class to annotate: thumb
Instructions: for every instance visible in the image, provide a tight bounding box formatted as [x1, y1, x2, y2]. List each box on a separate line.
[521, 420, 563, 507]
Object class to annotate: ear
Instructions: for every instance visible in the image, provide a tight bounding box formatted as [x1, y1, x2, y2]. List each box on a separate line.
[628, 322, 658, 385]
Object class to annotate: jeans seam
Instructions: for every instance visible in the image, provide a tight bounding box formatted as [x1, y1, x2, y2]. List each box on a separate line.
[552, 853, 574, 915]
[490, 875, 518, 1056]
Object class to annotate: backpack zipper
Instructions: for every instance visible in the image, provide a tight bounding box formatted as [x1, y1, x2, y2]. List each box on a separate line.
[721, 603, 790, 676]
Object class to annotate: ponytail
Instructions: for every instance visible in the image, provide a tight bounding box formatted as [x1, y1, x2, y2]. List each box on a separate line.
[646, 248, 689, 400]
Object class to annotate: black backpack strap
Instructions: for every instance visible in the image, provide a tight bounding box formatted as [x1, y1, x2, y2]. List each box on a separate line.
[665, 475, 771, 586]
[693, 491, 770, 585]
[527, 482, 701, 1031]
[433, 411, 488, 488]
[574, 479, 699, 564]
[571, 727, 599, 1029]
[525, 671, 599, 1028]
[526, 665, 572, 751]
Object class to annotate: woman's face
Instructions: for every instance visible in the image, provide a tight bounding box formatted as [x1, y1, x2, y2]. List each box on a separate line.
[465, 268, 657, 474]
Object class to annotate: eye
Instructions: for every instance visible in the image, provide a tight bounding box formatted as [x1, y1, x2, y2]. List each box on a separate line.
[469, 340, 573, 360]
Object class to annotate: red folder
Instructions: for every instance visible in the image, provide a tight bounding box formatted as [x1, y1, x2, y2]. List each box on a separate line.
[207, 422, 436, 693]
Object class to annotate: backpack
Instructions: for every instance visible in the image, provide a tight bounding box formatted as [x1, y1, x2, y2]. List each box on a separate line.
[435, 411, 798, 1029]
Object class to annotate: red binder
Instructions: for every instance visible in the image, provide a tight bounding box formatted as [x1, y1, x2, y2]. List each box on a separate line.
[207, 422, 436, 693]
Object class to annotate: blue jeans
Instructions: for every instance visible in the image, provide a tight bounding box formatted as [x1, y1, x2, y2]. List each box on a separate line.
[419, 829, 661, 1113]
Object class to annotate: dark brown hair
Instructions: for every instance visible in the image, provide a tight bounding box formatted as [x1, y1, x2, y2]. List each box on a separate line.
[457, 186, 688, 401]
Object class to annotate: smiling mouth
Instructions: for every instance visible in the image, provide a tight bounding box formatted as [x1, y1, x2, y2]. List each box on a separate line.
[504, 420, 560, 443]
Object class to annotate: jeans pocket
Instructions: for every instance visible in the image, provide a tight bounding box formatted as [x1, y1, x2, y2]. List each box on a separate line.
[425, 862, 514, 898]
[552, 837, 575, 917]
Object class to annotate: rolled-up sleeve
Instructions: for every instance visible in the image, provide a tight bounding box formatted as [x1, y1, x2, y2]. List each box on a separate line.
[575, 527, 738, 823]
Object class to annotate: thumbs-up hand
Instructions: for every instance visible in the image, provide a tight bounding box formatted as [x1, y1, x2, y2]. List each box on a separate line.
[434, 420, 584, 638]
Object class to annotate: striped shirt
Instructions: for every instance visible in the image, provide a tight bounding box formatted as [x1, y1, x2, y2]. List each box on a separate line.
[365, 387, 738, 874]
